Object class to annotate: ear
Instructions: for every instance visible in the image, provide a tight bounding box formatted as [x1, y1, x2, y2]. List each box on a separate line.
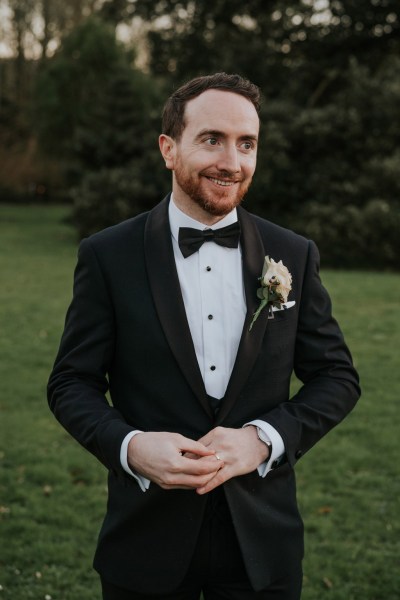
[159, 134, 176, 170]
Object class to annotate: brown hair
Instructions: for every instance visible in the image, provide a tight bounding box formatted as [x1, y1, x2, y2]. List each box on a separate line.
[162, 72, 261, 140]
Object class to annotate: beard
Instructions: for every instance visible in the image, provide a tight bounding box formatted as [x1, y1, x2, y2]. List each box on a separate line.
[174, 162, 252, 218]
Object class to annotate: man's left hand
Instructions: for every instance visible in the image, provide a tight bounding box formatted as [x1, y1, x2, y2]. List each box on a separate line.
[195, 426, 269, 495]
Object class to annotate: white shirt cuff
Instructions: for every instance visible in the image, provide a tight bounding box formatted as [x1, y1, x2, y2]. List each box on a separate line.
[120, 431, 151, 492]
[244, 419, 285, 477]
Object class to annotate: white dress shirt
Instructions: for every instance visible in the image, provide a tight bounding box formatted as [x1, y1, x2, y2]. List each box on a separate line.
[121, 197, 285, 491]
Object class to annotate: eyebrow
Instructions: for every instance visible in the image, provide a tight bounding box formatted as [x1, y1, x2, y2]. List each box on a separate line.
[195, 129, 258, 143]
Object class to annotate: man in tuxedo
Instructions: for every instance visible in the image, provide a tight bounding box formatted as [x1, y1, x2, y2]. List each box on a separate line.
[48, 73, 360, 599]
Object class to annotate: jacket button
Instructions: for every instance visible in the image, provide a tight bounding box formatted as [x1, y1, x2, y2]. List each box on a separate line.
[295, 450, 303, 459]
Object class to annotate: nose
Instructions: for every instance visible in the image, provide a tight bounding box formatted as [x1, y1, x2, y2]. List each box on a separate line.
[216, 144, 240, 174]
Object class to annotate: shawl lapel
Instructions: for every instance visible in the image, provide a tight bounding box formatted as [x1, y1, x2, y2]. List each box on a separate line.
[144, 196, 213, 419]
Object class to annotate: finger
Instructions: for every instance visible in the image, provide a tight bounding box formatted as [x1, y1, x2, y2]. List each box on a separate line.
[157, 467, 221, 490]
[179, 454, 223, 476]
[196, 467, 229, 495]
[179, 438, 216, 457]
[196, 430, 215, 446]
[182, 451, 207, 460]
[182, 451, 198, 459]
[198, 427, 230, 448]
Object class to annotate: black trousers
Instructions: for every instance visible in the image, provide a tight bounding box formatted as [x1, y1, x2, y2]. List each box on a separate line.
[101, 489, 302, 600]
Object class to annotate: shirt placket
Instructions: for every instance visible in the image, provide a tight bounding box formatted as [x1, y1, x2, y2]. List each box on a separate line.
[199, 242, 226, 399]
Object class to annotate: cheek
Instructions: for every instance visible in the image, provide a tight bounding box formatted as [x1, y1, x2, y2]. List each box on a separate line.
[180, 152, 211, 175]
[244, 157, 257, 177]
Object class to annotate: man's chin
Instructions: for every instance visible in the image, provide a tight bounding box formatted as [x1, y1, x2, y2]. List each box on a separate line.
[201, 202, 239, 217]
[195, 190, 246, 217]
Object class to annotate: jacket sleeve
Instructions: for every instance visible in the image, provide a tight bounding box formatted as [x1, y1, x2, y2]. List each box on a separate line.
[262, 240, 361, 467]
[47, 238, 135, 476]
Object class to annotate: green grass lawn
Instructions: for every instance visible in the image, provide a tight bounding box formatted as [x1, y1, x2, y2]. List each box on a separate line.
[0, 204, 399, 600]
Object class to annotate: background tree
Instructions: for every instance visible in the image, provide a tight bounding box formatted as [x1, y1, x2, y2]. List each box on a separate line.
[1, 0, 399, 267]
[34, 16, 168, 235]
[128, 0, 400, 268]
[0, 0, 107, 201]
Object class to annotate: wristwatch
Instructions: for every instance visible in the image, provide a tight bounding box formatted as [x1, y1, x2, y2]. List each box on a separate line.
[254, 426, 285, 470]
[256, 426, 272, 453]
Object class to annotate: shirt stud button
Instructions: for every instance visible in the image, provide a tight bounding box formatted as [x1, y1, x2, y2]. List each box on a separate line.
[206, 266, 211, 271]
[208, 314, 213, 320]
[210, 365, 216, 371]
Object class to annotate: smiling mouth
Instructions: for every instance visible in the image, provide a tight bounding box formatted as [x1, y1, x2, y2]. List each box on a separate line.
[206, 177, 237, 187]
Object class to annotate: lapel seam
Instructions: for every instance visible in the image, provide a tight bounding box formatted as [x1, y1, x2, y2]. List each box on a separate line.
[144, 197, 213, 419]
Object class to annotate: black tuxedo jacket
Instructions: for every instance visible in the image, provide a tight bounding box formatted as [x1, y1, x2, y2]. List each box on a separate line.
[48, 196, 360, 593]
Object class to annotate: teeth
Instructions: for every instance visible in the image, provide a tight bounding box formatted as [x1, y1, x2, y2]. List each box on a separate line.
[208, 177, 235, 187]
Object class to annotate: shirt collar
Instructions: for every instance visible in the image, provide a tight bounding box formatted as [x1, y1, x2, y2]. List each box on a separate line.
[169, 194, 238, 244]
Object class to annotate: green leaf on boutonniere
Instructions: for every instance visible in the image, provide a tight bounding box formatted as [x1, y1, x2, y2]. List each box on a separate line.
[249, 298, 268, 331]
[257, 288, 265, 300]
[249, 255, 292, 331]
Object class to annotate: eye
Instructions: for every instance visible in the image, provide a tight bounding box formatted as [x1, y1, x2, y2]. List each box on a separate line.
[241, 141, 254, 151]
[205, 137, 218, 146]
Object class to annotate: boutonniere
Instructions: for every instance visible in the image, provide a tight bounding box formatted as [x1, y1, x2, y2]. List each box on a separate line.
[249, 256, 292, 331]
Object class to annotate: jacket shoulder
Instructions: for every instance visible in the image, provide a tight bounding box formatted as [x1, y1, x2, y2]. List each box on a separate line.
[247, 211, 310, 253]
[85, 211, 149, 249]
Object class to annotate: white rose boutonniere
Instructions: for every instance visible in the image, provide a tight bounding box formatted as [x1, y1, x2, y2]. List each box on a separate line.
[249, 256, 292, 331]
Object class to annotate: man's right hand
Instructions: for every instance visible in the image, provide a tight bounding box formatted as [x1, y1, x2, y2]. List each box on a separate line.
[127, 432, 223, 490]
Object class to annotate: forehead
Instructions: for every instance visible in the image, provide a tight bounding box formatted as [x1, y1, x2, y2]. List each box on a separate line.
[183, 89, 259, 137]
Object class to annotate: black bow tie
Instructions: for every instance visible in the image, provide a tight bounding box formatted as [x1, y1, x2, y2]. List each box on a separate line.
[178, 221, 241, 258]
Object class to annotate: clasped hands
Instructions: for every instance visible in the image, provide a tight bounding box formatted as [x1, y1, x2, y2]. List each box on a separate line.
[127, 427, 269, 494]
